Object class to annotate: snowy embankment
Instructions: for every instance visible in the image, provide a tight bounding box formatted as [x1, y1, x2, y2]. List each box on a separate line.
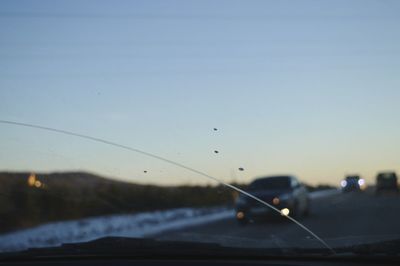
[0, 189, 339, 252]
[0, 207, 233, 252]
[309, 188, 340, 199]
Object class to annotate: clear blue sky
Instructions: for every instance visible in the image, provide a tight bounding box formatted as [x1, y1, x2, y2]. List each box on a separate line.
[1, 0, 399, 186]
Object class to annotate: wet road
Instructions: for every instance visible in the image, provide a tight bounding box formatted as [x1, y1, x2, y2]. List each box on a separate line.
[153, 190, 400, 249]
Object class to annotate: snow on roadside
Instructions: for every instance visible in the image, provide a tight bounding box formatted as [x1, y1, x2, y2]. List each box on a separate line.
[0, 207, 233, 252]
[309, 189, 340, 199]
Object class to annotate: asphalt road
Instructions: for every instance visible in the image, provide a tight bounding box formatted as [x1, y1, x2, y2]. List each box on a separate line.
[153, 189, 400, 249]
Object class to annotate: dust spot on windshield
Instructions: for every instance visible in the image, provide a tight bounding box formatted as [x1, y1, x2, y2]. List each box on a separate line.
[238, 167, 244, 171]
[143, 170, 147, 174]
[214, 150, 219, 154]
[213, 128, 218, 131]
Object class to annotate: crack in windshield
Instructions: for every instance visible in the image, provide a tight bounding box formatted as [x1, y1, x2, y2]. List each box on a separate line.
[0, 119, 334, 254]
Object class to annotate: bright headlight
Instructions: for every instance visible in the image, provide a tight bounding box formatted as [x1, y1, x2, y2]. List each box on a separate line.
[280, 208, 290, 216]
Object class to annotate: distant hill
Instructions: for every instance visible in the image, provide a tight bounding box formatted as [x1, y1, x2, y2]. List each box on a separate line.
[0, 171, 237, 234]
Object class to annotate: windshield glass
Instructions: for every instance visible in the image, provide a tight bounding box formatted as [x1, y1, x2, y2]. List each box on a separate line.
[1, 0, 400, 258]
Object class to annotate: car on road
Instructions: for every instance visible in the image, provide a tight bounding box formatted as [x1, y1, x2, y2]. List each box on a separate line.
[376, 172, 398, 195]
[341, 175, 365, 192]
[235, 175, 310, 224]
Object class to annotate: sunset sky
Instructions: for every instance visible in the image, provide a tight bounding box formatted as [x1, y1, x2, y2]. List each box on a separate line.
[1, 0, 400, 186]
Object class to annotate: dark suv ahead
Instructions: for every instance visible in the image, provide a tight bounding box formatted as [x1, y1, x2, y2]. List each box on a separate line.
[376, 172, 398, 195]
[235, 175, 309, 224]
[341, 175, 365, 192]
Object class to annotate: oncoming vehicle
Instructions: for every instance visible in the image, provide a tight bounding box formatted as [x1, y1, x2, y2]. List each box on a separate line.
[341, 175, 365, 192]
[376, 172, 398, 195]
[235, 176, 309, 224]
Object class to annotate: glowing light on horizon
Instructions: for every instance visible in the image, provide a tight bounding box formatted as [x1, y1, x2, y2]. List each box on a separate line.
[27, 173, 44, 188]
[27, 173, 36, 187]
[34, 180, 42, 188]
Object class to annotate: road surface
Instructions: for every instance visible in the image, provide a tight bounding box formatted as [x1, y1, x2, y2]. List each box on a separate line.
[152, 190, 400, 249]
